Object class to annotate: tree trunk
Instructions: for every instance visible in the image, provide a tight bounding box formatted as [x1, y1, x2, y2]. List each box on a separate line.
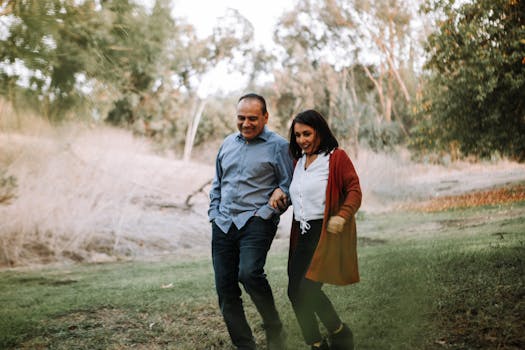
[363, 64, 387, 121]
[183, 98, 206, 162]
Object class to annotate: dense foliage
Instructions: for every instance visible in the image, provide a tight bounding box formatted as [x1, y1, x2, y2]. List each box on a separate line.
[416, 0, 525, 160]
[0, 0, 171, 120]
[0, 0, 252, 154]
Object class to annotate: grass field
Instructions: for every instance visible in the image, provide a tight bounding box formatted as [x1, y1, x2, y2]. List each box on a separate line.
[1, 201, 524, 349]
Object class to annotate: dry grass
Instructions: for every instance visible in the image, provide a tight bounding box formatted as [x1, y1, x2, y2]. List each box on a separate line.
[0, 123, 214, 267]
[403, 184, 525, 212]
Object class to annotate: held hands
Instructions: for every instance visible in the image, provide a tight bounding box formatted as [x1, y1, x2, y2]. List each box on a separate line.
[326, 215, 346, 234]
[268, 188, 288, 211]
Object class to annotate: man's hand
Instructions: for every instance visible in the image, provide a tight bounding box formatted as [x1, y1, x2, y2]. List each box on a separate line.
[326, 215, 346, 234]
[268, 188, 288, 211]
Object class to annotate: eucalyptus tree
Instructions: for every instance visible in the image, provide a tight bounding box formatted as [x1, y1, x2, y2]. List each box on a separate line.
[169, 8, 254, 160]
[273, 0, 361, 155]
[312, 0, 420, 127]
[272, 0, 421, 153]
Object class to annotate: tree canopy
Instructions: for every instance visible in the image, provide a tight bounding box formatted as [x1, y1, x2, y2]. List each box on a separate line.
[418, 0, 525, 160]
[0, 0, 251, 124]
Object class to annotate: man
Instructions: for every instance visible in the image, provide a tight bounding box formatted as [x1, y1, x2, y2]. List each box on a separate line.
[208, 93, 293, 349]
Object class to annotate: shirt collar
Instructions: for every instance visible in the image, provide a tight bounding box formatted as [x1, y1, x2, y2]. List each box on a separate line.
[236, 126, 270, 142]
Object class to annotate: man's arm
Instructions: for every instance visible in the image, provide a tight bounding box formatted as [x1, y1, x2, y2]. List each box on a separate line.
[208, 145, 223, 222]
[271, 140, 294, 212]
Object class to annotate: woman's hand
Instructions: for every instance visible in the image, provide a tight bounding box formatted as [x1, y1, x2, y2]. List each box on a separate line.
[268, 188, 288, 210]
[326, 215, 346, 234]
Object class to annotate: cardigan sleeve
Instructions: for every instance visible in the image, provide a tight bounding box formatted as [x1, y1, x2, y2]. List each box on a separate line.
[334, 150, 362, 220]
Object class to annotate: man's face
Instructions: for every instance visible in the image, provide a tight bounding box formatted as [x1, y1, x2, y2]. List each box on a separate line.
[236, 98, 268, 141]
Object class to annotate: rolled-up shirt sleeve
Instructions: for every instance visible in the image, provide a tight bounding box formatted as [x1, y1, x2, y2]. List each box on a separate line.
[252, 139, 293, 219]
[261, 140, 294, 216]
[274, 141, 294, 197]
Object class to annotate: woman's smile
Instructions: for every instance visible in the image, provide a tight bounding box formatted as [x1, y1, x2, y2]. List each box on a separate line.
[294, 122, 319, 155]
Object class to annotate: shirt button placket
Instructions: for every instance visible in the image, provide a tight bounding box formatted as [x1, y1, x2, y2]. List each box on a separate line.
[236, 141, 246, 192]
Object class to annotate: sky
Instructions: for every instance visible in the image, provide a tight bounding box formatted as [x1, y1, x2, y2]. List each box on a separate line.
[172, 0, 295, 49]
[169, 0, 297, 96]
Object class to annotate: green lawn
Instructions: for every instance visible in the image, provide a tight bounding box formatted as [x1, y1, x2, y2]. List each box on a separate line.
[1, 202, 524, 349]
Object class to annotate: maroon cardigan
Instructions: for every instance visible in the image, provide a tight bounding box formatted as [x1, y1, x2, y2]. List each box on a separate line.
[289, 148, 362, 285]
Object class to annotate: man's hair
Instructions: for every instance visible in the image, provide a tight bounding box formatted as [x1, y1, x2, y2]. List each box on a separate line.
[289, 109, 339, 159]
[238, 93, 268, 115]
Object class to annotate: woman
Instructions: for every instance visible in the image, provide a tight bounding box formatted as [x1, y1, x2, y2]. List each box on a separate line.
[276, 109, 361, 350]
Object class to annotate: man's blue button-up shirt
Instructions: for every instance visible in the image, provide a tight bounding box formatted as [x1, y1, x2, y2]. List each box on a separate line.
[208, 126, 294, 233]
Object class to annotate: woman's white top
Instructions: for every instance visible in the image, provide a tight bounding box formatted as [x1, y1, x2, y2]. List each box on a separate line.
[289, 152, 330, 234]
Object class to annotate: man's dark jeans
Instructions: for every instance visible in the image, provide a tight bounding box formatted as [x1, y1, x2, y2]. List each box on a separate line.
[212, 216, 282, 350]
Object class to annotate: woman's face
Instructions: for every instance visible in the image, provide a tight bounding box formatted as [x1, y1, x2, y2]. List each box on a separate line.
[293, 122, 320, 155]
